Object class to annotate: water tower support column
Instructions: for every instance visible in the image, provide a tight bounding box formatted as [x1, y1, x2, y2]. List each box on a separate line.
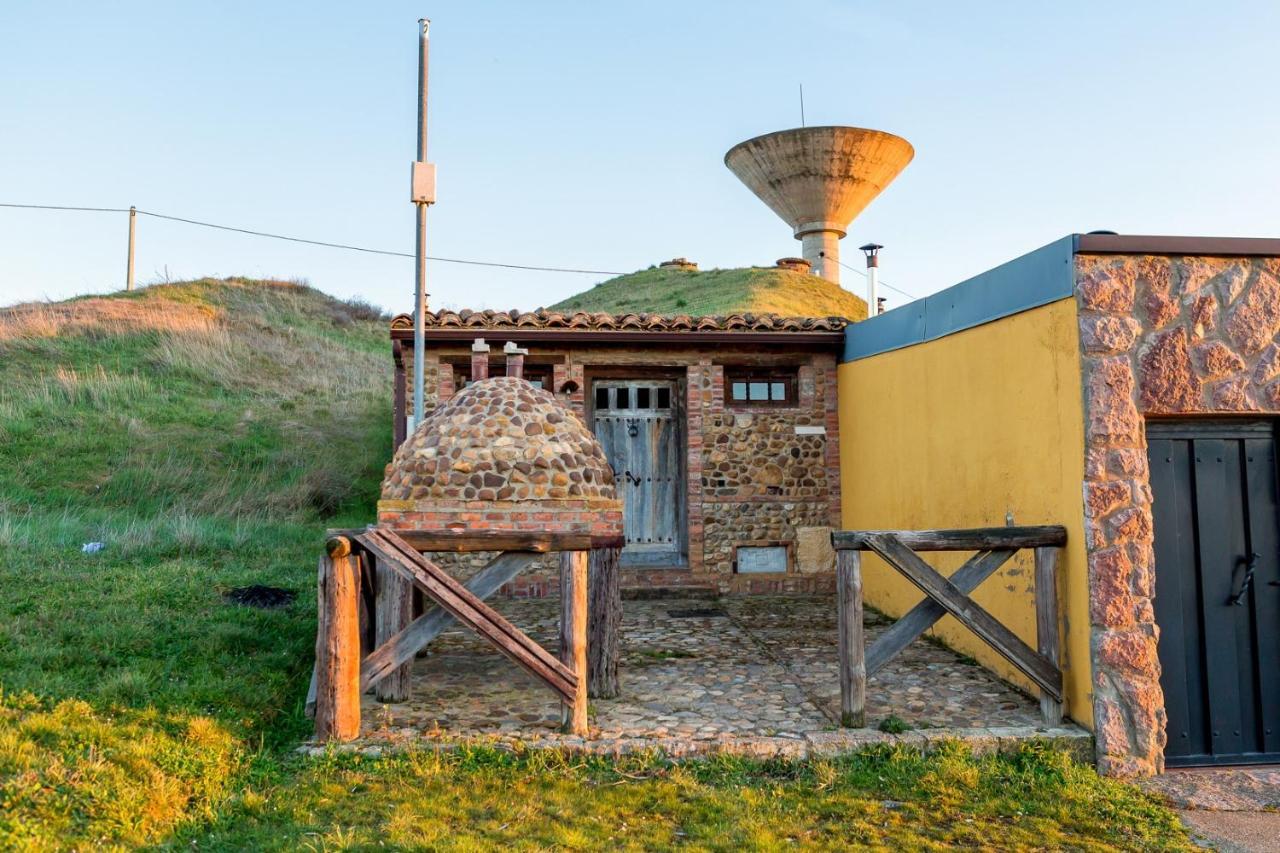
[799, 226, 843, 283]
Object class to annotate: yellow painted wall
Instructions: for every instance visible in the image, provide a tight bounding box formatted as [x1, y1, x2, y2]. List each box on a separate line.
[838, 298, 1093, 727]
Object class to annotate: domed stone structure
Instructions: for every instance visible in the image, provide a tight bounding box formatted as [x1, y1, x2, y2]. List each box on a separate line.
[378, 376, 622, 538]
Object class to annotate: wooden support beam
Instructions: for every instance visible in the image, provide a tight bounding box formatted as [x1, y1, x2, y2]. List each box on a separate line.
[865, 549, 1015, 676]
[374, 551, 413, 702]
[834, 526, 1066, 552]
[314, 539, 361, 742]
[360, 551, 539, 690]
[863, 533, 1063, 702]
[356, 530, 577, 703]
[836, 548, 865, 728]
[326, 528, 625, 554]
[560, 550, 589, 735]
[587, 547, 621, 699]
[1035, 546, 1064, 725]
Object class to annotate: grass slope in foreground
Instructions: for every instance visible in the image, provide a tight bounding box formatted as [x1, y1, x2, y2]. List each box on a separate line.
[550, 266, 868, 319]
[0, 279, 1185, 850]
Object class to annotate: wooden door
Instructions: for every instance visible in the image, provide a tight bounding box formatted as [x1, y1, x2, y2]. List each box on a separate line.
[592, 380, 685, 567]
[1148, 419, 1280, 767]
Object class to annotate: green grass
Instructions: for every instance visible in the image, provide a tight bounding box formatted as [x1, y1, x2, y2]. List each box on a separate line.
[550, 266, 868, 319]
[0, 278, 1187, 850]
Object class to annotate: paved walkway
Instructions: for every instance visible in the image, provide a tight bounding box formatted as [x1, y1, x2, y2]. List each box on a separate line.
[1142, 767, 1280, 852]
[347, 594, 1088, 759]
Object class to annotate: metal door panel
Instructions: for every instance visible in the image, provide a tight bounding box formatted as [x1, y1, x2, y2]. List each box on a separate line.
[1149, 420, 1280, 767]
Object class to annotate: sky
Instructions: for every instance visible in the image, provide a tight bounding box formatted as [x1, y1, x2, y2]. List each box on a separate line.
[2, 1, 1278, 313]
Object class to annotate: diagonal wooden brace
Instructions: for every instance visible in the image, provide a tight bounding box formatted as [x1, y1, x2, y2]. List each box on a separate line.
[360, 550, 541, 691]
[865, 549, 1014, 676]
[357, 529, 578, 704]
[863, 533, 1063, 702]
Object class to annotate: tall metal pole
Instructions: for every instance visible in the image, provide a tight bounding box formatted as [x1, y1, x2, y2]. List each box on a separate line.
[126, 206, 137, 291]
[412, 19, 432, 426]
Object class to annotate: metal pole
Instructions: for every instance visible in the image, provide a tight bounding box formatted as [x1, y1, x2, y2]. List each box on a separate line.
[412, 19, 430, 425]
[860, 243, 882, 318]
[126, 206, 136, 291]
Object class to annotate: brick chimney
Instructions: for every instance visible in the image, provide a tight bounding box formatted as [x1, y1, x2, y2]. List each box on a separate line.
[470, 338, 490, 381]
[503, 341, 528, 379]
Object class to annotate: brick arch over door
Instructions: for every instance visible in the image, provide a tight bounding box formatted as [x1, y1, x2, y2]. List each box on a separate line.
[1077, 253, 1280, 776]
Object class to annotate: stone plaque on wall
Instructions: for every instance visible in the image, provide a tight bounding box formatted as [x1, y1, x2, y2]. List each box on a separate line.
[736, 545, 788, 574]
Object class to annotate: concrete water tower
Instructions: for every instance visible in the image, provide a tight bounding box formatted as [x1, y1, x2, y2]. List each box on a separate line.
[724, 126, 914, 287]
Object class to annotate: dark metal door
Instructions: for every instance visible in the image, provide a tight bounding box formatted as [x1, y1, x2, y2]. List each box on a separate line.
[1148, 420, 1280, 767]
[592, 380, 684, 567]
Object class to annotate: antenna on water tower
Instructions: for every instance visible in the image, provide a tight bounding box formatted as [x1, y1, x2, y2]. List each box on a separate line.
[410, 18, 437, 428]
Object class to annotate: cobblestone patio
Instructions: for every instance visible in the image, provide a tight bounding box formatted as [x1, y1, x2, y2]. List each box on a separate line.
[351, 594, 1089, 758]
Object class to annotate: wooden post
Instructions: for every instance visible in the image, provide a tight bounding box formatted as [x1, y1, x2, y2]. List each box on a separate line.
[315, 537, 361, 742]
[559, 549, 589, 734]
[374, 551, 413, 702]
[837, 548, 866, 727]
[587, 546, 621, 699]
[1035, 545, 1064, 725]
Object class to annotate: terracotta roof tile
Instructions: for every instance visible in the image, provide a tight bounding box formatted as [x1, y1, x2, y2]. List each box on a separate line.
[389, 308, 848, 333]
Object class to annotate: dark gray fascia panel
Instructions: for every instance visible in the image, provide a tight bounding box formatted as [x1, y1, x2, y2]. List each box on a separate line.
[842, 234, 1078, 362]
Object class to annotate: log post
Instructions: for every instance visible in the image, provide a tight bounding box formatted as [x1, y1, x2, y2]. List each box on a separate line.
[837, 547, 866, 727]
[315, 537, 361, 741]
[374, 551, 413, 702]
[559, 549, 589, 735]
[587, 546, 621, 699]
[1035, 545, 1064, 725]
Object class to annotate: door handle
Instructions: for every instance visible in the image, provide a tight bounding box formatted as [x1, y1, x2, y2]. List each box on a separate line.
[624, 470, 641, 486]
[1228, 552, 1261, 606]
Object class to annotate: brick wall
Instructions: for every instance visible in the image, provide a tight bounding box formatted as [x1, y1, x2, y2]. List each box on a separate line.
[397, 340, 842, 595]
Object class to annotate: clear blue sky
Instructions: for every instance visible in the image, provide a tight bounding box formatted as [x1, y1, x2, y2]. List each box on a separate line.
[3, 1, 1278, 313]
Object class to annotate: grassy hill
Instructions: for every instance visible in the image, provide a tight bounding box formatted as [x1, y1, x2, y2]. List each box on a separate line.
[0, 279, 393, 847]
[0, 279, 1182, 849]
[550, 266, 868, 319]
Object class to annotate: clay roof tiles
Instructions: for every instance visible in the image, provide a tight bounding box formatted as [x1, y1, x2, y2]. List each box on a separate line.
[389, 309, 848, 333]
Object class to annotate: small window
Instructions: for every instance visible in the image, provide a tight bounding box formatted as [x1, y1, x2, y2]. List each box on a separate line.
[595, 386, 609, 410]
[656, 387, 671, 409]
[726, 369, 797, 406]
[615, 387, 630, 409]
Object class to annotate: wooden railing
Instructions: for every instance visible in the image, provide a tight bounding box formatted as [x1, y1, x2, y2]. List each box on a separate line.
[831, 526, 1068, 728]
[310, 527, 622, 742]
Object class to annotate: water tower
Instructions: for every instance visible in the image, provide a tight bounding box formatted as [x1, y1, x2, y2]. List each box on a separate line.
[724, 126, 914, 288]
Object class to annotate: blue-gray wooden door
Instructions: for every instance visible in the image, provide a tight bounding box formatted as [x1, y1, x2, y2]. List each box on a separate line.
[592, 380, 685, 567]
[1148, 419, 1280, 767]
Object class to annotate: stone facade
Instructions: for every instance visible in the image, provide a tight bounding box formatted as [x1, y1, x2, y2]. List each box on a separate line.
[1076, 253, 1280, 776]
[395, 339, 842, 595]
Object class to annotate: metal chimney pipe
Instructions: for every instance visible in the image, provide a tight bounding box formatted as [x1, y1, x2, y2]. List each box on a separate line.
[860, 243, 882, 318]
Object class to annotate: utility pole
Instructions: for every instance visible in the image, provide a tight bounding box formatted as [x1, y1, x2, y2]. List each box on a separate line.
[126, 206, 137, 291]
[859, 243, 882, 317]
[410, 18, 436, 428]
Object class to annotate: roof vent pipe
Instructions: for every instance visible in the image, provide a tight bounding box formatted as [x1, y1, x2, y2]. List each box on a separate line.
[860, 243, 883, 318]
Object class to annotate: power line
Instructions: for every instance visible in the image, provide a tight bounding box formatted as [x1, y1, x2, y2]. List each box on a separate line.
[835, 257, 917, 299]
[0, 201, 625, 276]
[0, 202, 129, 214]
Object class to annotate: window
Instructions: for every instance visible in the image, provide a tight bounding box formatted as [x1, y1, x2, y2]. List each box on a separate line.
[726, 369, 797, 406]
[454, 363, 551, 390]
[593, 383, 673, 412]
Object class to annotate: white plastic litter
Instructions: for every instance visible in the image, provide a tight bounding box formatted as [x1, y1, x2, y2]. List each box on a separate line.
[81, 542, 106, 554]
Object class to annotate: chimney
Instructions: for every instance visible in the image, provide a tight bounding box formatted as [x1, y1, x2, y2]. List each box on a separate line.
[470, 338, 490, 381]
[503, 341, 528, 379]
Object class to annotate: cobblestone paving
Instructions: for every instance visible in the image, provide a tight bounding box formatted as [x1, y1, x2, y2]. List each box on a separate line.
[358, 595, 1052, 751]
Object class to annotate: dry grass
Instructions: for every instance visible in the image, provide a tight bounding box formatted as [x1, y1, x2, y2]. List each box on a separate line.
[0, 296, 221, 343]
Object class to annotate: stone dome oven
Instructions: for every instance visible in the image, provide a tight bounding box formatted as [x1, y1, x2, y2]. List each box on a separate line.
[379, 376, 622, 538]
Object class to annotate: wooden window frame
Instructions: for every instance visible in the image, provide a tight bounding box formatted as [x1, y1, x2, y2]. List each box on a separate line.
[725, 368, 798, 408]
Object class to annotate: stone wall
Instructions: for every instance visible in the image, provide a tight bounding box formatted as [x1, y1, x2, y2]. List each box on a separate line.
[397, 341, 842, 595]
[1076, 253, 1280, 776]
